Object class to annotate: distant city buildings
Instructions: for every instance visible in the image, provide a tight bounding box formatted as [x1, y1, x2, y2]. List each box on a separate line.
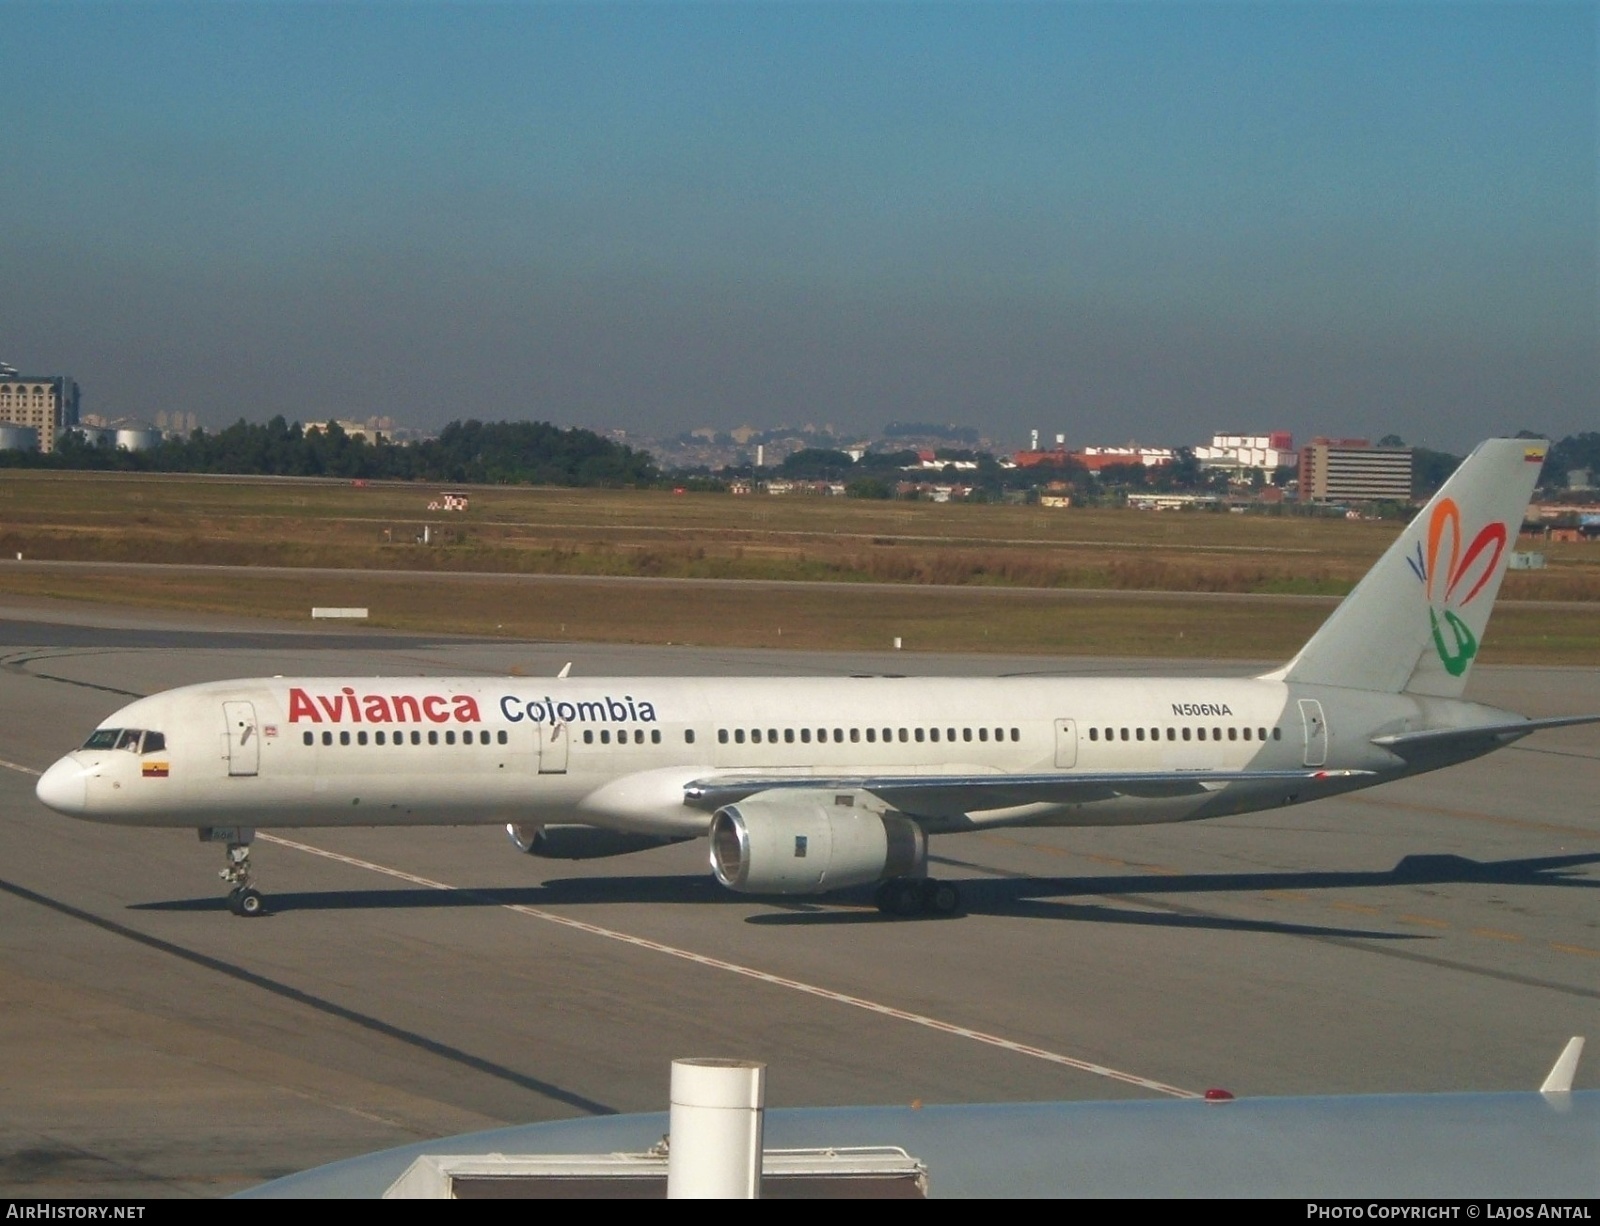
[1298, 438, 1413, 503]
[0, 370, 79, 452]
[1194, 432, 1297, 474]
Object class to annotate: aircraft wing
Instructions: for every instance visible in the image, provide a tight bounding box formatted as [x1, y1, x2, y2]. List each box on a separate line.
[1372, 714, 1600, 758]
[682, 768, 1371, 814]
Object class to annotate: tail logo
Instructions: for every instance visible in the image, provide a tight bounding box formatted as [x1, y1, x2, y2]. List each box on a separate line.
[1405, 497, 1507, 677]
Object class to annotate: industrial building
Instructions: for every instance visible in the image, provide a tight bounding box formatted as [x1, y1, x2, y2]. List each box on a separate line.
[1298, 437, 1413, 504]
[0, 371, 79, 452]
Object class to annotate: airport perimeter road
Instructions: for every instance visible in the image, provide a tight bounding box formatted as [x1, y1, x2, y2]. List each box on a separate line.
[0, 601, 1596, 1196]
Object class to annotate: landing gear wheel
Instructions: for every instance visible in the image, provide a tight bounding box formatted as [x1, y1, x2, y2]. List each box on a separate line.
[217, 836, 262, 916]
[875, 878, 926, 918]
[922, 879, 961, 916]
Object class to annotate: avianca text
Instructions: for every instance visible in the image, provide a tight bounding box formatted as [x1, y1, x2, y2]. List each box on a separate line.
[287, 687, 481, 724]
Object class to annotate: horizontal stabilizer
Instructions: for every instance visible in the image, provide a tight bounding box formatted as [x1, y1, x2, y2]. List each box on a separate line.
[1372, 714, 1600, 757]
[684, 769, 1373, 815]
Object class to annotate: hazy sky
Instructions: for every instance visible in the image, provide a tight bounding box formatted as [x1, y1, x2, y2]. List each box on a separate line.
[3, 2, 1594, 452]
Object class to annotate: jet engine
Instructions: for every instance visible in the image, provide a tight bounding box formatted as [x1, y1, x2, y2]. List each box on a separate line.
[708, 798, 926, 894]
[506, 823, 689, 860]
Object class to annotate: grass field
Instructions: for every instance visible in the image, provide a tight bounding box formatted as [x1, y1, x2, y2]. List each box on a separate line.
[0, 470, 1595, 664]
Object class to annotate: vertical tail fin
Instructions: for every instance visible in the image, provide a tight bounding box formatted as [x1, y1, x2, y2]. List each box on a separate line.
[1267, 438, 1546, 697]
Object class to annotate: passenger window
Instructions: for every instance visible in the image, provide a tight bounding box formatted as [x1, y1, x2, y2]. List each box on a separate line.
[1242, 728, 1252, 741]
[752, 729, 762, 743]
[411, 730, 421, 745]
[718, 729, 728, 744]
[1136, 728, 1145, 741]
[1089, 728, 1098, 741]
[1273, 727, 1282, 740]
[978, 728, 988, 742]
[499, 730, 509, 745]
[963, 728, 972, 742]
[1166, 728, 1175, 741]
[583, 730, 594, 744]
[303, 731, 314, 746]
[1213, 727, 1221, 741]
[650, 730, 660, 744]
[882, 728, 891, 742]
[929, 728, 939, 743]
[1258, 727, 1266, 741]
[1196, 728, 1206, 741]
[600, 730, 611, 744]
[1119, 728, 1128, 741]
[735, 730, 746, 744]
[357, 731, 368, 746]
[1182, 727, 1191, 741]
[685, 730, 696, 744]
[817, 728, 827, 742]
[322, 731, 333, 746]
[376, 731, 387, 745]
[800, 728, 811, 743]
[340, 731, 351, 746]
[784, 729, 794, 743]
[866, 728, 876, 743]
[447, 730, 457, 745]
[914, 728, 925, 743]
[768, 729, 777, 742]
[833, 729, 843, 743]
[850, 728, 859, 742]
[1228, 728, 1237, 741]
[947, 728, 956, 741]
[1009, 729, 1019, 742]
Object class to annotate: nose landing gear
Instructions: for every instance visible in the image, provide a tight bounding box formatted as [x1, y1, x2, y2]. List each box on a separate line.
[200, 826, 266, 917]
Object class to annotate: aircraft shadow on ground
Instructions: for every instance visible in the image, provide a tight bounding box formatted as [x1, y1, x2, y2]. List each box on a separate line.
[131, 850, 1599, 938]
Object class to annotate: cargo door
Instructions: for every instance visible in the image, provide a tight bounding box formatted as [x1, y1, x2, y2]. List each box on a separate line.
[223, 701, 259, 777]
[1053, 719, 1078, 768]
[538, 720, 569, 774]
[1298, 699, 1328, 768]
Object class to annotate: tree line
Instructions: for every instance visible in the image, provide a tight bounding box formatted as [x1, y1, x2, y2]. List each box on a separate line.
[1, 418, 658, 486]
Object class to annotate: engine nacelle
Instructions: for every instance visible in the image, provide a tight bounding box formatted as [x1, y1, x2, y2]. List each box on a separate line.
[506, 823, 688, 860]
[709, 799, 926, 895]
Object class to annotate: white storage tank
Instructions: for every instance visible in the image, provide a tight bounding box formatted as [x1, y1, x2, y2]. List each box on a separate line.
[71, 425, 113, 448]
[0, 425, 40, 452]
[114, 424, 163, 452]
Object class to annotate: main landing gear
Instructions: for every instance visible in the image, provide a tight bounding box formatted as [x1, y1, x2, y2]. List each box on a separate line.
[874, 877, 962, 918]
[201, 826, 266, 917]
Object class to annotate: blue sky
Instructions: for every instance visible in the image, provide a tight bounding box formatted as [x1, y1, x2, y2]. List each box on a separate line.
[2, 2, 1593, 452]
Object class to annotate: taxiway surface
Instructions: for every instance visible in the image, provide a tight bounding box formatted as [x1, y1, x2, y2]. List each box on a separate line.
[1, 598, 1596, 1196]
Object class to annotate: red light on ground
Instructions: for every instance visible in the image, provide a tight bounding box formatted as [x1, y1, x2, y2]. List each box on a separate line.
[1203, 1089, 1235, 1102]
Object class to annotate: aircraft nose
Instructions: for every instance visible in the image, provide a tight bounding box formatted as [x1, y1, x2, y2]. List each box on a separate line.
[35, 756, 88, 815]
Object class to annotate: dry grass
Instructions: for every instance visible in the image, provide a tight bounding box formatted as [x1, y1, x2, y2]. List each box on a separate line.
[0, 470, 1594, 663]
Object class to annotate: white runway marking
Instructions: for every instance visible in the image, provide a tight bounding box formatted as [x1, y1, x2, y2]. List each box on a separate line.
[0, 755, 1196, 1097]
[261, 831, 1200, 1099]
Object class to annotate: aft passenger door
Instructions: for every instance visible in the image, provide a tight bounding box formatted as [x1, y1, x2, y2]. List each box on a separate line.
[222, 701, 259, 777]
[1298, 699, 1328, 767]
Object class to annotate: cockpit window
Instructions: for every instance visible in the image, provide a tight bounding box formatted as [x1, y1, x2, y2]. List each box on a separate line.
[81, 729, 163, 753]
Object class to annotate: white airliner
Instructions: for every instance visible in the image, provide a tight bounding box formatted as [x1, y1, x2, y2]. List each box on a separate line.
[34, 438, 1598, 917]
